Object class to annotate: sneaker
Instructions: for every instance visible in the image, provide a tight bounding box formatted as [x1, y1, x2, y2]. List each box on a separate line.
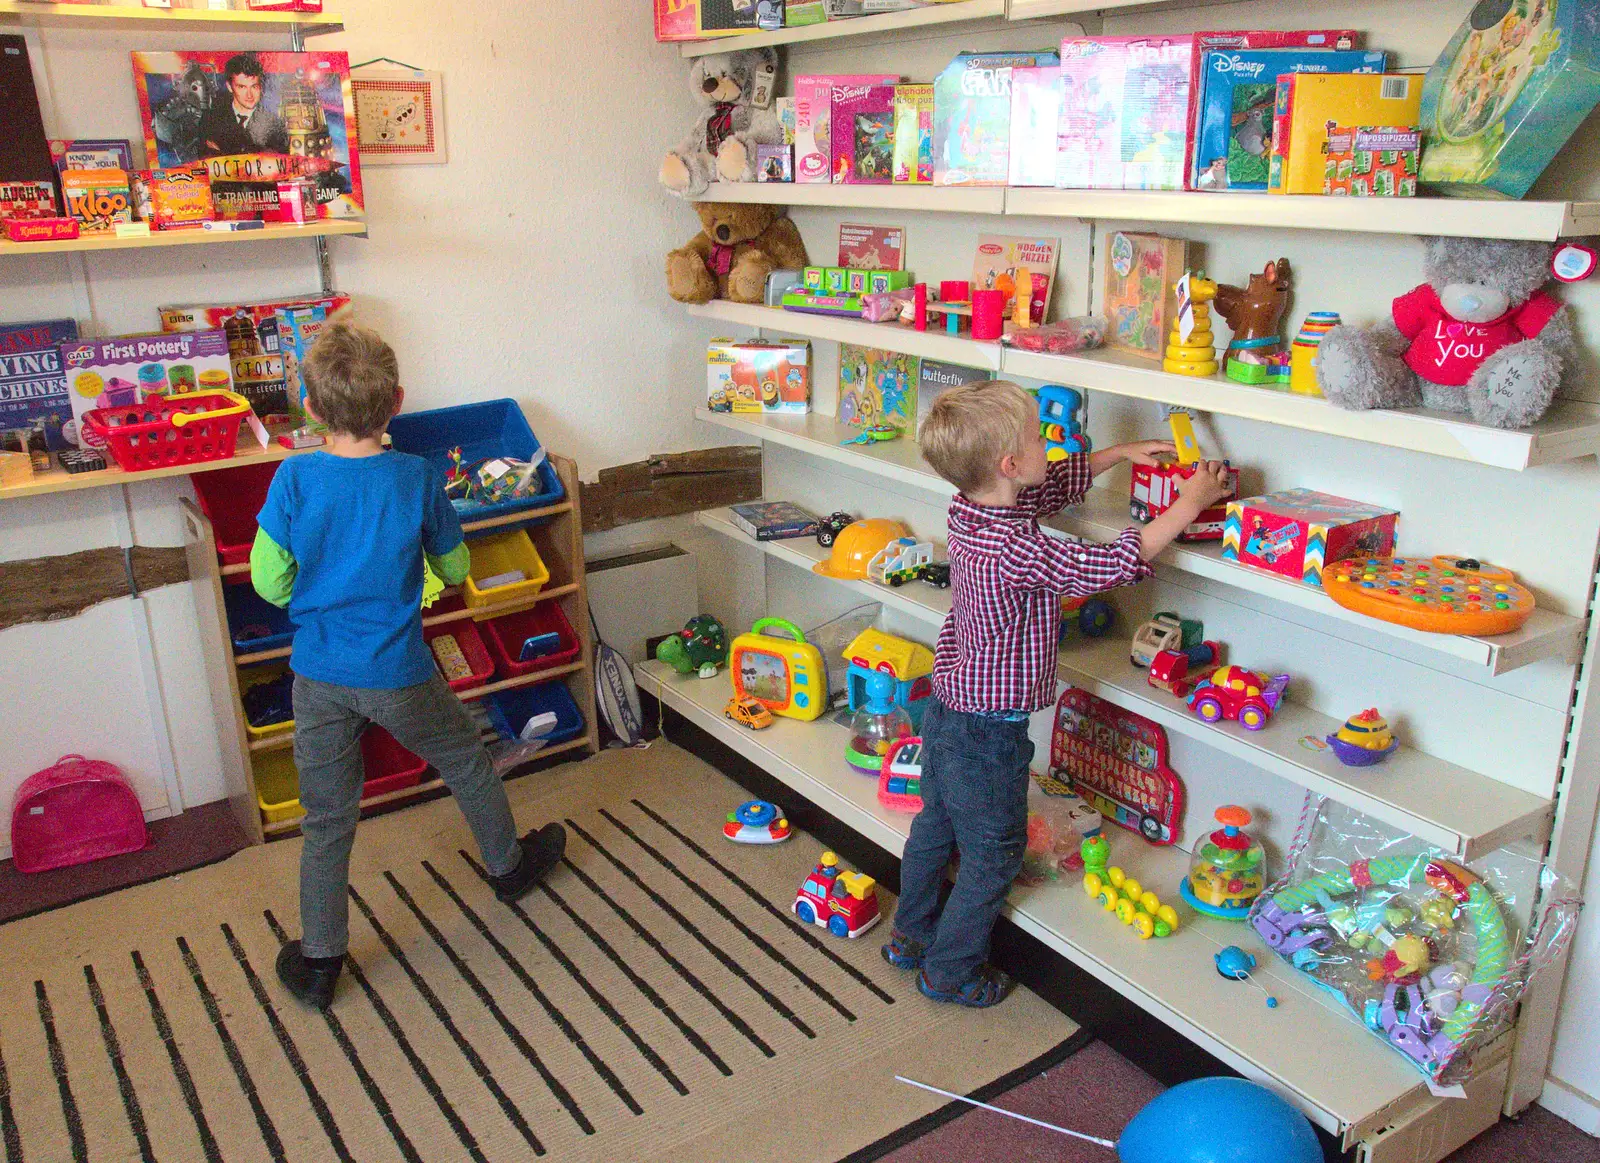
[917, 964, 1015, 1008]
[881, 931, 926, 970]
[489, 823, 567, 904]
[275, 940, 343, 1010]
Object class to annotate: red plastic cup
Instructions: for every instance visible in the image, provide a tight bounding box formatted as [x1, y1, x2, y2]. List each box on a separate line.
[940, 280, 970, 303]
[971, 289, 1005, 340]
[913, 283, 928, 331]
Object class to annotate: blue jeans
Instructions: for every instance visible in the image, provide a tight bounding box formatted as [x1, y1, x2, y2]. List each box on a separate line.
[893, 697, 1033, 990]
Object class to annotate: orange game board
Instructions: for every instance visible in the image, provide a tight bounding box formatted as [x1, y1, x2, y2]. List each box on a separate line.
[1323, 555, 1534, 635]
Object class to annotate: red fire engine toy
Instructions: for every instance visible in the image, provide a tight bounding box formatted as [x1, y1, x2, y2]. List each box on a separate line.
[793, 850, 881, 939]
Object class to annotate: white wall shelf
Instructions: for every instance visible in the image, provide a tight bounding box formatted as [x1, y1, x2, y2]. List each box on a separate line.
[635, 655, 1434, 1143]
[691, 301, 1600, 471]
[0, 220, 367, 258]
[696, 408, 1585, 675]
[690, 182, 1600, 242]
[0, 0, 344, 33]
[698, 506, 1554, 859]
[678, 0, 1005, 56]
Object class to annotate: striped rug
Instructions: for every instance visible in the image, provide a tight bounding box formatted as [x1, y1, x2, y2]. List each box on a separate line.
[0, 742, 1078, 1162]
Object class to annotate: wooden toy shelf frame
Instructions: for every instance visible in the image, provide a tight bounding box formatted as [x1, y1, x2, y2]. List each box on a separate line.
[184, 451, 600, 845]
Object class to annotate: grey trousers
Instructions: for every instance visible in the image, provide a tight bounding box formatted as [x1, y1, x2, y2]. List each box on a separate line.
[291, 672, 523, 958]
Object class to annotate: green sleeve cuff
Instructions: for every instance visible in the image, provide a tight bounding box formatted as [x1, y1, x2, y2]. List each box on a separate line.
[426, 539, 471, 586]
[250, 528, 297, 608]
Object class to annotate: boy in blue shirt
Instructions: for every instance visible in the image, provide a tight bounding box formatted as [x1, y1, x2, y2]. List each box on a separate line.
[252, 322, 565, 1010]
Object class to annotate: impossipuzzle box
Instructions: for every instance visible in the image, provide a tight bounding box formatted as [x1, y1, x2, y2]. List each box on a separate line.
[1269, 72, 1421, 194]
[1419, 0, 1600, 200]
[0, 318, 78, 451]
[1102, 231, 1187, 360]
[707, 337, 810, 415]
[892, 83, 933, 184]
[838, 343, 917, 431]
[795, 73, 898, 184]
[1057, 35, 1192, 190]
[1222, 488, 1398, 588]
[1192, 48, 1387, 191]
[934, 51, 1057, 187]
[1322, 126, 1420, 196]
[59, 329, 233, 448]
[831, 82, 896, 183]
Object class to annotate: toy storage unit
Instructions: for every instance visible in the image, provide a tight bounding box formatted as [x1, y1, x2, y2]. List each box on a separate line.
[183, 441, 598, 841]
[638, 6, 1600, 1161]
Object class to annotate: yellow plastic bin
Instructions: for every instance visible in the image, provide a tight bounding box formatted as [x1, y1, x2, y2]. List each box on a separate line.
[254, 750, 304, 825]
[463, 530, 550, 611]
[240, 662, 295, 741]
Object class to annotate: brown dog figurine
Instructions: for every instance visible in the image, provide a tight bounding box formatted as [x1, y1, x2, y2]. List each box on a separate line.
[1214, 258, 1292, 386]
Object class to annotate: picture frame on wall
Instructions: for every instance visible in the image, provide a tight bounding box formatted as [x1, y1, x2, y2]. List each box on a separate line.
[351, 68, 446, 166]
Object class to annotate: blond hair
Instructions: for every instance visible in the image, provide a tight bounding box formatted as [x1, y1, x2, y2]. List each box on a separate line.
[919, 380, 1037, 495]
[300, 321, 400, 439]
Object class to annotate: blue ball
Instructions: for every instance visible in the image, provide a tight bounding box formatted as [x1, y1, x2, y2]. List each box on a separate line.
[1119, 1077, 1321, 1163]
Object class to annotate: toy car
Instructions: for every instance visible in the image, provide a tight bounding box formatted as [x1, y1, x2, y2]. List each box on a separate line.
[915, 561, 951, 588]
[1129, 611, 1203, 668]
[1147, 642, 1222, 697]
[867, 537, 934, 586]
[816, 511, 856, 548]
[723, 799, 791, 844]
[1186, 665, 1289, 731]
[724, 695, 774, 730]
[794, 850, 881, 938]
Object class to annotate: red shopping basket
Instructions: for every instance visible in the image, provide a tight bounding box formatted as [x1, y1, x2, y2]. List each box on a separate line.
[83, 390, 252, 472]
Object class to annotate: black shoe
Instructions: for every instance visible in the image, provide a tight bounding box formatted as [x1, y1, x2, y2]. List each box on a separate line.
[489, 823, 567, 904]
[276, 940, 343, 1010]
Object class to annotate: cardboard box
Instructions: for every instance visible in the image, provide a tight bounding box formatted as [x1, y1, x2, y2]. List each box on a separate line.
[1419, 0, 1600, 199]
[132, 165, 214, 230]
[4, 216, 76, 242]
[935, 51, 1057, 187]
[839, 344, 916, 430]
[756, 144, 792, 182]
[916, 358, 986, 433]
[1221, 489, 1398, 587]
[60, 169, 132, 233]
[59, 330, 233, 448]
[831, 82, 895, 183]
[0, 318, 78, 451]
[707, 338, 810, 415]
[1322, 126, 1419, 196]
[1103, 231, 1187, 360]
[1009, 66, 1064, 187]
[1058, 36, 1192, 190]
[892, 83, 933, 184]
[795, 73, 898, 184]
[159, 294, 349, 418]
[48, 139, 133, 176]
[0, 180, 56, 222]
[1269, 73, 1421, 194]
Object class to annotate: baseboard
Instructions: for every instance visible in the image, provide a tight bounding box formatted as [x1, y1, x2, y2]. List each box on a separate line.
[1539, 1077, 1600, 1136]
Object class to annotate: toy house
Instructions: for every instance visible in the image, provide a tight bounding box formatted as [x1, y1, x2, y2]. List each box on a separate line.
[843, 627, 933, 729]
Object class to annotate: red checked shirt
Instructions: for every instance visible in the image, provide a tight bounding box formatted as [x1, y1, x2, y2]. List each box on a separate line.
[932, 454, 1153, 714]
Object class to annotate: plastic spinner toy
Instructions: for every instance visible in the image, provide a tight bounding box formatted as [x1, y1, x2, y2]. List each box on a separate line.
[723, 800, 792, 844]
[1181, 806, 1266, 920]
[1323, 555, 1535, 636]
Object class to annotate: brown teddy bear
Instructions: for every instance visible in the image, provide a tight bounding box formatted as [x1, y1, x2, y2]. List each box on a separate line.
[665, 201, 809, 305]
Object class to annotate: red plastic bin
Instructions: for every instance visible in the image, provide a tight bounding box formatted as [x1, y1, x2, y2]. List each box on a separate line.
[484, 600, 580, 678]
[422, 619, 495, 691]
[192, 460, 280, 567]
[82, 390, 250, 473]
[361, 727, 428, 798]
[10, 754, 149, 874]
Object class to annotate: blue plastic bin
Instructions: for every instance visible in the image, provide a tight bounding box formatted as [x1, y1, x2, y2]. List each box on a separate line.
[386, 399, 565, 522]
[224, 584, 296, 655]
[484, 680, 584, 746]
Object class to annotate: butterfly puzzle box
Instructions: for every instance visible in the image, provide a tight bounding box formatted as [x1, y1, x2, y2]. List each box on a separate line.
[1222, 488, 1398, 588]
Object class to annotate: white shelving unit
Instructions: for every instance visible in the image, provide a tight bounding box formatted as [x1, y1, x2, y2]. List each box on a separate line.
[691, 183, 1600, 243]
[690, 301, 1600, 471]
[678, 0, 1005, 56]
[696, 408, 1586, 676]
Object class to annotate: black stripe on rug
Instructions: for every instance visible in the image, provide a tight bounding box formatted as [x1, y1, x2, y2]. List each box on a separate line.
[834, 1027, 1097, 1163]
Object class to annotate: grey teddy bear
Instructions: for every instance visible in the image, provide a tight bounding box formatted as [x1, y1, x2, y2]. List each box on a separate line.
[660, 48, 784, 198]
[1316, 237, 1576, 430]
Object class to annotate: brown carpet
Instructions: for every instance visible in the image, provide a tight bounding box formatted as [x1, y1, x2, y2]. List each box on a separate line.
[0, 798, 251, 925]
[0, 742, 1079, 1163]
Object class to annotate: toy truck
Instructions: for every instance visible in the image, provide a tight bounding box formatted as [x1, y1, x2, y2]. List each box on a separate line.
[1147, 641, 1222, 697]
[867, 538, 935, 586]
[794, 850, 881, 938]
[1130, 612, 1204, 668]
[1186, 665, 1289, 731]
[1130, 460, 1240, 541]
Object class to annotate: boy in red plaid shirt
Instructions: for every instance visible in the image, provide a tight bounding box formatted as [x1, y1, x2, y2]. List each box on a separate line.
[885, 381, 1231, 1006]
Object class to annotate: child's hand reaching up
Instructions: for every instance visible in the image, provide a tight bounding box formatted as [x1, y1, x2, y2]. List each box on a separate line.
[1178, 460, 1232, 512]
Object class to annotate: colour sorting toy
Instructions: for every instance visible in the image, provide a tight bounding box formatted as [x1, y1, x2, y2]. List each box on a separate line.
[878, 735, 924, 812]
[1081, 835, 1181, 939]
[1326, 708, 1399, 767]
[1323, 555, 1536, 636]
[1223, 489, 1399, 588]
[724, 695, 774, 730]
[795, 850, 881, 939]
[1034, 384, 1090, 460]
[1045, 687, 1185, 845]
[1181, 806, 1266, 920]
[1214, 258, 1292, 386]
[654, 614, 730, 678]
[724, 800, 791, 844]
[846, 670, 914, 774]
[1163, 272, 1220, 375]
[1186, 665, 1288, 731]
[730, 618, 828, 721]
[1288, 311, 1340, 396]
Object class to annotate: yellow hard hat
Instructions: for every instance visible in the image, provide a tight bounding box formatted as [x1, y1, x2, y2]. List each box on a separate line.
[813, 518, 910, 580]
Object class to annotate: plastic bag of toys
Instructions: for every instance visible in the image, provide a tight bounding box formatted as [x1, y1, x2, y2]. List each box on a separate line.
[1017, 794, 1104, 886]
[443, 445, 550, 511]
[1249, 798, 1579, 1086]
[1000, 315, 1107, 355]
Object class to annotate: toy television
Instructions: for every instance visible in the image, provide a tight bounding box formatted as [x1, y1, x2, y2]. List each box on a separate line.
[730, 617, 828, 721]
[1223, 488, 1398, 587]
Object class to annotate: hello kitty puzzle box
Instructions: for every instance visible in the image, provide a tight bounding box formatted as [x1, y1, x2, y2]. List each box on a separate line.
[1057, 35, 1194, 190]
